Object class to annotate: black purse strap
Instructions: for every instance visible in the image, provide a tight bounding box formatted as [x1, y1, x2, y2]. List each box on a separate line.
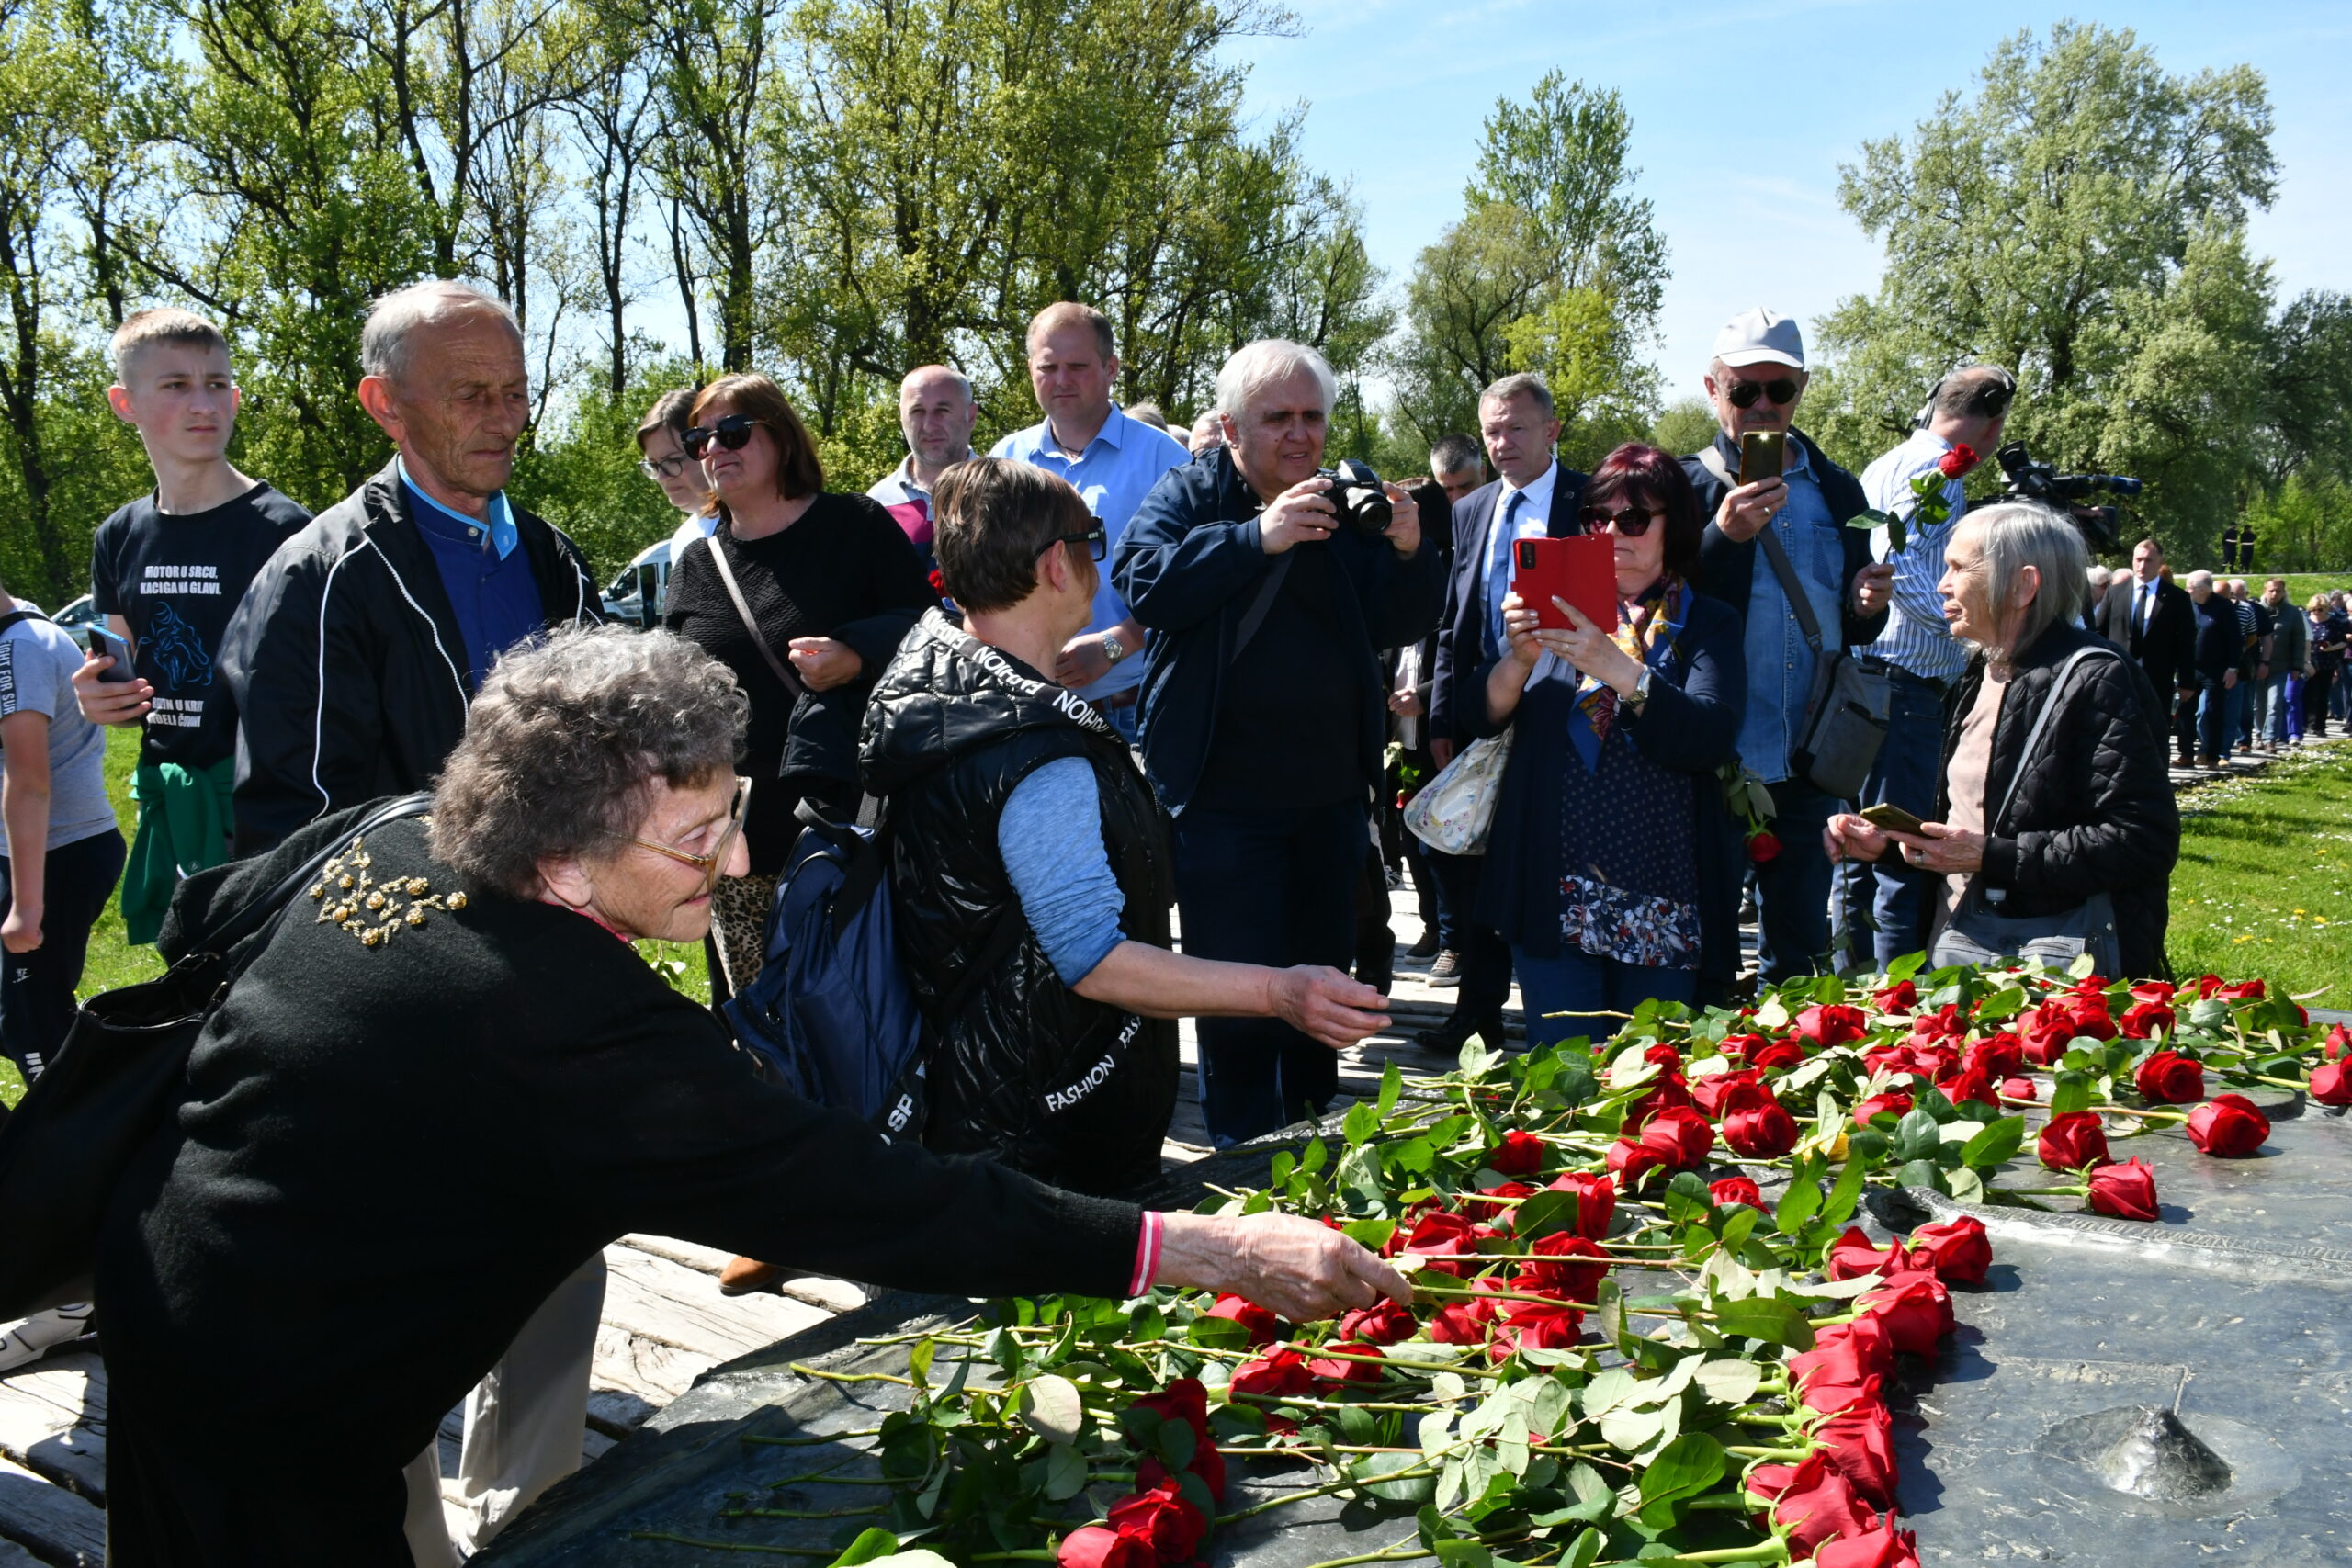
[1988, 647, 2116, 837]
[1698, 443, 1825, 655]
[202, 793, 435, 956]
[700, 529, 808, 699]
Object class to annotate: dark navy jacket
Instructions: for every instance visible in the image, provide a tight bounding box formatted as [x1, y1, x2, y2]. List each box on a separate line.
[1429, 465, 1589, 748]
[1112, 447, 1448, 817]
[1456, 588, 1747, 987]
[1683, 429, 1888, 649]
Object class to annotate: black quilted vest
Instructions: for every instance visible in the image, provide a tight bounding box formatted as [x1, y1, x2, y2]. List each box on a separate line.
[859, 611, 1176, 1196]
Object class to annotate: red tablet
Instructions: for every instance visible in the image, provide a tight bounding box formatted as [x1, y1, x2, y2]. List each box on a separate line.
[1510, 534, 1617, 632]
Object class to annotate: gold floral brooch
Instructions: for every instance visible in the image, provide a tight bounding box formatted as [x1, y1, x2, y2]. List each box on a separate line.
[309, 831, 468, 947]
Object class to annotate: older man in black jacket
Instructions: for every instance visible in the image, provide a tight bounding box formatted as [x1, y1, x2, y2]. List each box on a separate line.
[2094, 537, 2197, 765]
[1682, 309, 1891, 988]
[1114, 339, 1444, 1145]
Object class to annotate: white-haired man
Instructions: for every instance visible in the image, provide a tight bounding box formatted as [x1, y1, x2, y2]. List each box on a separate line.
[869, 363, 979, 578]
[1114, 339, 1444, 1145]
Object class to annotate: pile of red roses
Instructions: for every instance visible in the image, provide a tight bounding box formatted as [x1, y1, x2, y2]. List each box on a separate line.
[1058, 1380, 1226, 1568]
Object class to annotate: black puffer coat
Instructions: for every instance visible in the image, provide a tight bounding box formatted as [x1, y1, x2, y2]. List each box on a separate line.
[860, 611, 1176, 1196]
[1926, 621, 2180, 979]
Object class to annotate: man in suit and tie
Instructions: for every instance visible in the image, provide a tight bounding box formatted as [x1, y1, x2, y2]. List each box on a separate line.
[1423, 373, 1588, 1053]
[2096, 536, 2196, 766]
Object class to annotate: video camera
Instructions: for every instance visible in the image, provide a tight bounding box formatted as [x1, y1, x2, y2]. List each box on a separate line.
[1994, 441, 2142, 555]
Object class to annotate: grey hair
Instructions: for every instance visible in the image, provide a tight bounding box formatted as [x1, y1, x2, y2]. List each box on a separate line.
[2186, 570, 2215, 593]
[429, 625, 748, 899]
[1929, 365, 2015, 422]
[1479, 372, 1555, 420]
[1964, 502, 2087, 657]
[1429, 434, 1484, 478]
[1214, 339, 1336, 419]
[362, 279, 522, 386]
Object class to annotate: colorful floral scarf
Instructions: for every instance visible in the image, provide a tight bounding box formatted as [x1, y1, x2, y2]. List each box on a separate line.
[1566, 578, 1688, 773]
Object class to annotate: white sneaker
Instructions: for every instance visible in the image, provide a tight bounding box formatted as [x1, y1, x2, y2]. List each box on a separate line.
[0, 1304, 94, 1372]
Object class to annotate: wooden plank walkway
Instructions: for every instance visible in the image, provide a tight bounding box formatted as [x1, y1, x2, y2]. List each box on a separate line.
[0, 731, 2328, 1562]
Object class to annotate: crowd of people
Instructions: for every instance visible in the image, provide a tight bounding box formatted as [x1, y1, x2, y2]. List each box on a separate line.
[0, 280, 2332, 1561]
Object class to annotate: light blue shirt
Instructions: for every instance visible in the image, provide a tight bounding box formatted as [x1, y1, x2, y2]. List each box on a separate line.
[1738, 443, 1848, 784]
[397, 456, 515, 558]
[998, 757, 1125, 985]
[990, 407, 1189, 700]
[1479, 462, 1560, 659]
[1856, 429, 1968, 683]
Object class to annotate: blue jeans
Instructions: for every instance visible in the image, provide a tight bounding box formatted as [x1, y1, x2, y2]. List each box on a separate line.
[1172, 801, 1362, 1145]
[1837, 669, 1945, 969]
[2255, 671, 2290, 743]
[2283, 675, 2306, 742]
[1513, 942, 1696, 1051]
[2194, 680, 2232, 760]
[1099, 699, 1141, 745]
[1756, 778, 1840, 983]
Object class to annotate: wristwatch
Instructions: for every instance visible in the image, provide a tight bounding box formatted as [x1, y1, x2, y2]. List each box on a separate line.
[1102, 632, 1128, 665]
[1627, 667, 1654, 712]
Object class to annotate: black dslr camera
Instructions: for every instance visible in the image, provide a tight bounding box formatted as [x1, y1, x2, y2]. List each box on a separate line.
[1317, 458, 1394, 536]
[1995, 441, 2142, 555]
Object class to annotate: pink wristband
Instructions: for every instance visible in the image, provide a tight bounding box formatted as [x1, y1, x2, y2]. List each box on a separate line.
[1128, 1211, 1165, 1296]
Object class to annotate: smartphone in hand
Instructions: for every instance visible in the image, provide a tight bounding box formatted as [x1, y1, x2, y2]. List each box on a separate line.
[1738, 430, 1787, 488]
[1513, 536, 1616, 631]
[88, 626, 137, 683]
[1860, 802, 1927, 837]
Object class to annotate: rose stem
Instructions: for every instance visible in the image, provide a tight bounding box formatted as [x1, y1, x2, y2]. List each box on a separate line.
[719, 1505, 891, 1521]
[787, 1361, 917, 1387]
[626, 1535, 837, 1556]
[742, 1428, 883, 1446]
[1217, 1468, 1439, 1523]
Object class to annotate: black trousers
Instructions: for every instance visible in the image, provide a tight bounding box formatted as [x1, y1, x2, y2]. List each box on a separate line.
[1428, 848, 1512, 1021]
[0, 829, 127, 1082]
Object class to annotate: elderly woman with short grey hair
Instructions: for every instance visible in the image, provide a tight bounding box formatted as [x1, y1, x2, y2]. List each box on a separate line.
[1826, 502, 2180, 977]
[93, 625, 1408, 1566]
[1114, 338, 1446, 1146]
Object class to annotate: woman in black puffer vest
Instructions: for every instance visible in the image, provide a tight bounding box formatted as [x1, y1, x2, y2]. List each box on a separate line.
[1828, 502, 2179, 979]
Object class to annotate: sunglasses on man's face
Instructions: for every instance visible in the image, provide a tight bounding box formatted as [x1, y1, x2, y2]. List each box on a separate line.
[682, 414, 763, 458]
[1579, 505, 1665, 537]
[1725, 377, 1801, 410]
[1037, 524, 1109, 562]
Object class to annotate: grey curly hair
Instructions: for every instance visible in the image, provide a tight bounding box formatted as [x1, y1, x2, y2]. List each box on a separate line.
[429, 626, 748, 898]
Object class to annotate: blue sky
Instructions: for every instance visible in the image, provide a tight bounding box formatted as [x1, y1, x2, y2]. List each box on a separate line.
[1227, 1, 2351, 405]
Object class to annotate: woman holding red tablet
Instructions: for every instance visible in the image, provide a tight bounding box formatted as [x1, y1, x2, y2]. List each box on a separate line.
[1464, 443, 1747, 1038]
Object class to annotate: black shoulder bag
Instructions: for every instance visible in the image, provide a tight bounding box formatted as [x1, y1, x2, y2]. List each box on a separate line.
[0, 793, 433, 1317]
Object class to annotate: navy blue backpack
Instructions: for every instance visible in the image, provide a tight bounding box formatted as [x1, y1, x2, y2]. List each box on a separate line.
[723, 799, 1019, 1137]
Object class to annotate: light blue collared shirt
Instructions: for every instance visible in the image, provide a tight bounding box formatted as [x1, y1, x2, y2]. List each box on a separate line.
[1738, 442, 1848, 784]
[1856, 428, 1968, 683]
[990, 406, 1189, 699]
[397, 456, 515, 558]
[1479, 461, 1561, 659]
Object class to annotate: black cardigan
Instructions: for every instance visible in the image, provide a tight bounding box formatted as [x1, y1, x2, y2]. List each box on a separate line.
[97, 807, 1139, 1487]
[1925, 622, 2181, 978]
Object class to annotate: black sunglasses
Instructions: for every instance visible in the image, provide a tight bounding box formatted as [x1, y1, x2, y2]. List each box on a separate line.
[1038, 525, 1109, 562]
[1579, 505, 1664, 537]
[1725, 377, 1801, 410]
[682, 414, 763, 458]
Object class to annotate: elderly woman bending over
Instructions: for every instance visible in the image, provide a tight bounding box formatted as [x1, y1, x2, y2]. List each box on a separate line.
[93, 626, 1406, 1566]
[1826, 502, 2179, 978]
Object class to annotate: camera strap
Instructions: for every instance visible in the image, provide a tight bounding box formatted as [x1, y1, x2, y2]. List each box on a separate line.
[1700, 441, 1825, 653]
[1231, 552, 1295, 662]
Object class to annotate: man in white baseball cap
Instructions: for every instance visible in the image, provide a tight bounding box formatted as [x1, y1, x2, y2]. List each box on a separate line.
[1679, 308, 1892, 997]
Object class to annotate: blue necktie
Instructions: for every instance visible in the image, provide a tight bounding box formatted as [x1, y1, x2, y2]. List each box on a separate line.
[1487, 490, 1528, 658]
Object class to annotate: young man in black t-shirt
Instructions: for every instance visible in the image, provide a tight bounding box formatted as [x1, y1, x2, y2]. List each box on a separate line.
[73, 309, 310, 943]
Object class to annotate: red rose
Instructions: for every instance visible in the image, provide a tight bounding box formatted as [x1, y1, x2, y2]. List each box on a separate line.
[2133, 1049, 2204, 1104]
[1968, 1032, 2024, 1080]
[1910, 1004, 1966, 1043]
[1130, 1379, 1215, 1497]
[2120, 999, 2177, 1040]
[1203, 1295, 1278, 1347]
[1645, 1042, 1684, 1069]
[1724, 1100, 1800, 1157]
[1491, 1297, 1583, 1359]
[2311, 1061, 2352, 1105]
[1060, 1525, 1154, 1568]
[2324, 1023, 2352, 1062]
[1905, 1216, 1992, 1285]
[1939, 1060, 1996, 1110]
[1428, 1294, 1497, 1345]
[1637, 1105, 1716, 1169]
[1464, 1181, 1533, 1222]
[1487, 1129, 1547, 1176]
[1306, 1341, 1385, 1392]
[1605, 1138, 1665, 1187]
[1517, 1233, 1611, 1303]
[1748, 1035, 1807, 1070]
[1335, 1300, 1417, 1346]
[2072, 995, 2120, 1040]
[1852, 1091, 1914, 1128]
[1796, 1369, 1886, 1419]
[1873, 979, 1918, 1013]
[1826, 1225, 1909, 1281]
[1791, 1316, 1897, 1388]
[1747, 829, 1781, 863]
[2037, 1111, 2110, 1171]
[2185, 1092, 2268, 1157]
[1544, 1171, 1617, 1240]
[2000, 1076, 2037, 1102]
[1938, 443, 1978, 479]
[1228, 1347, 1312, 1400]
[1622, 1073, 1695, 1133]
[1747, 1451, 1878, 1555]
[2216, 977, 2265, 1000]
[1815, 1516, 1921, 1568]
[1817, 1401, 1899, 1507]
[1399, 1210, 1487, 1261]
[1691, 1068, 1774, 1118]
[1861, 1269, 1955, 1355]
[1107, 1479, 1206, 1564]
[2086, 1156, 2158, 1221]
[1718, 1031, 1770, 1057]
[1711, 1175, 1767, 1210]
[2194, 974, 2224, 998]
[927, 567, 949, 597]
[1796, 1003, 1871, 1046]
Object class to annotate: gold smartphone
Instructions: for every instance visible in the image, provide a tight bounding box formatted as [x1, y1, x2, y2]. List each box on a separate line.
[1860, 802, 1927, 837]
[1738, 430, 1786, 487]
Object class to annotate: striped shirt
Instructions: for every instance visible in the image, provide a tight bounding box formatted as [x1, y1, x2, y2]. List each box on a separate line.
[1856, 429, 1968, 683]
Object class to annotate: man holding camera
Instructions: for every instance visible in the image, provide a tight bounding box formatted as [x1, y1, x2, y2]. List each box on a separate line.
[1838, 366, 2012, 969]
[1682, 309, 1892, 989]
[1114, 339, 1443, 1145]
[1422, 374, 1588, 1050]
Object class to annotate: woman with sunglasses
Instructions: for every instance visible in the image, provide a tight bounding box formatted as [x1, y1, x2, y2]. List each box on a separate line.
[662, 372, 933, 1001]
[1465, 443, 1746, 1039]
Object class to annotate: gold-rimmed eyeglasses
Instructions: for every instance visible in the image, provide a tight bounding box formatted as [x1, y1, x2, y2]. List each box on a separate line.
[622, 775, 752, 893]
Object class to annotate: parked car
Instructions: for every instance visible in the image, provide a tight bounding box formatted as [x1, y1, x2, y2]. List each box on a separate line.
[48, 593, 102, 649]
[601, 539, 677, 630]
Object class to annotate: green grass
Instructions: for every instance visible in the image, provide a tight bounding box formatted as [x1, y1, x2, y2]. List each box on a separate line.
[2166, 739, 2352, 998]
[2270, 573, 2352, 611]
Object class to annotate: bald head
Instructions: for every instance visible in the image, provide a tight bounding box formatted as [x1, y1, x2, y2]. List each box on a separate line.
[898, 363, 978, 485]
